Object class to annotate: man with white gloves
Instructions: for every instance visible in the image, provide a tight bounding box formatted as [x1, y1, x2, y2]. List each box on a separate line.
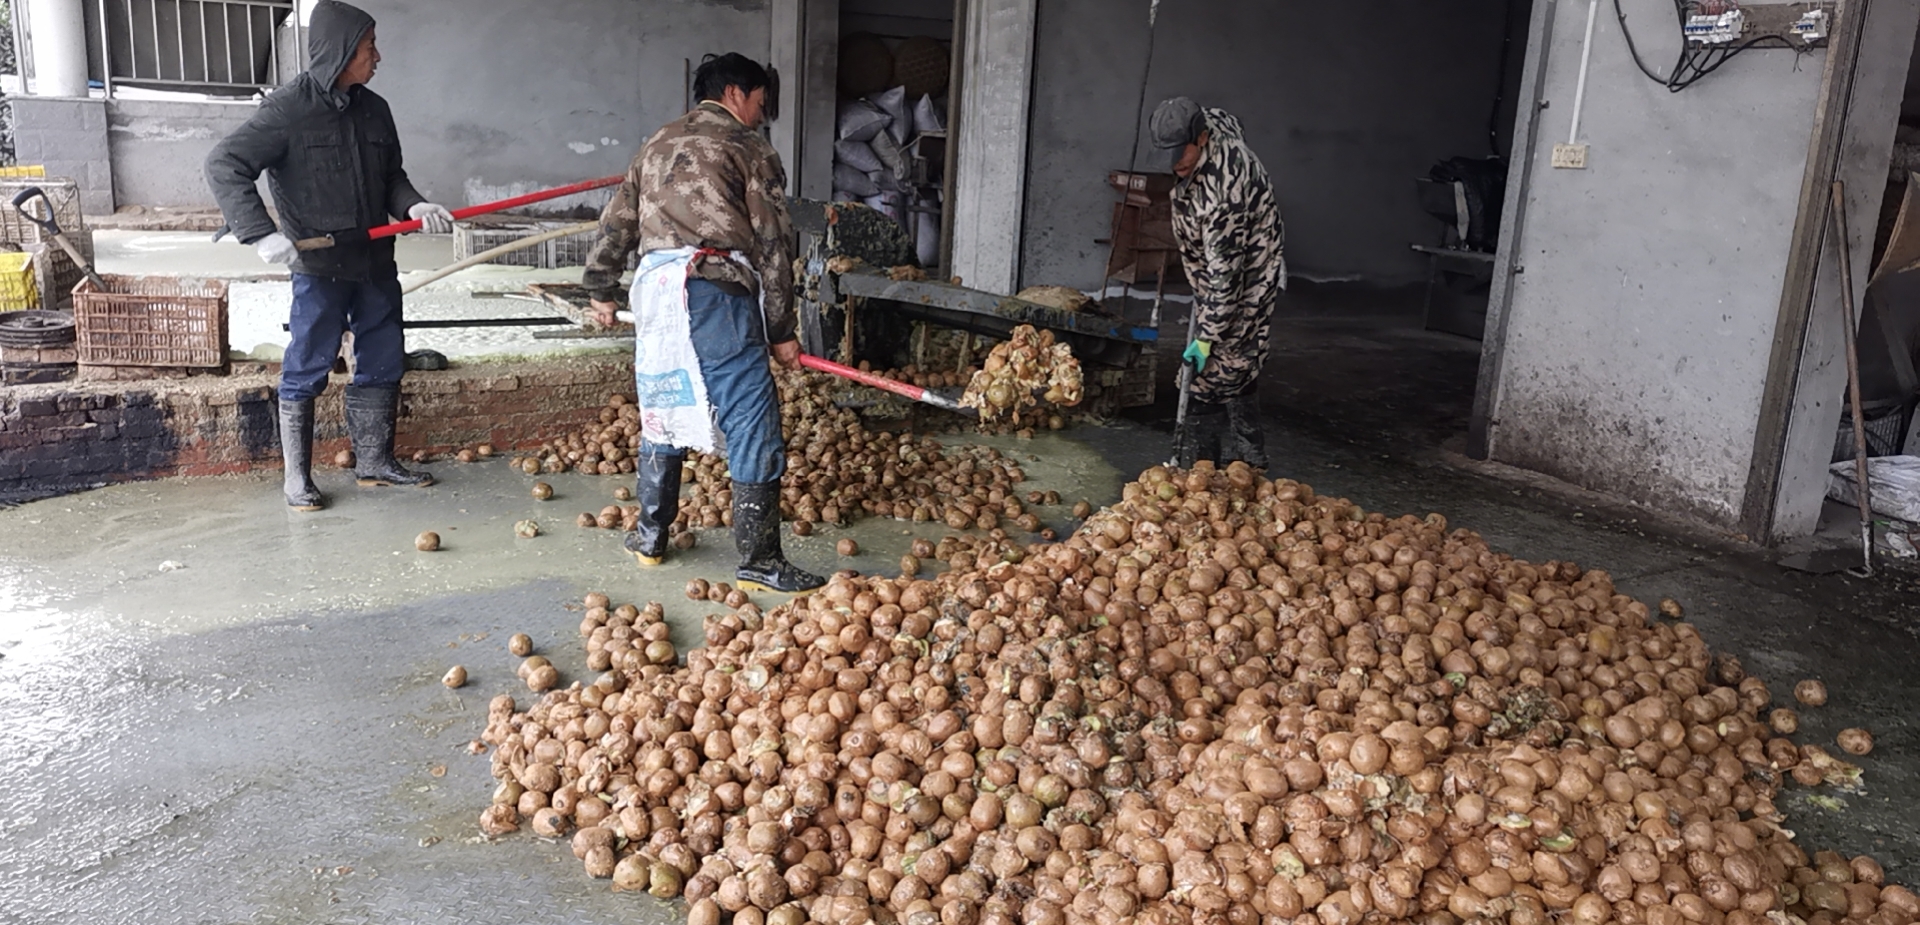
[205, 0, 450, 510]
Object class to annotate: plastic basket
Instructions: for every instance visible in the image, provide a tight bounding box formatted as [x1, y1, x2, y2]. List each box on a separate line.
[73, 274, 230, 369]
[454, 217, 617, 269]
[0, 252, 38, 310]
[0, 178, 86, 248]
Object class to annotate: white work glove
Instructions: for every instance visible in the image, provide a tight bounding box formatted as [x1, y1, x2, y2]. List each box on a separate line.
[408, 202, 455, 234]
[254, 232, 298, 265]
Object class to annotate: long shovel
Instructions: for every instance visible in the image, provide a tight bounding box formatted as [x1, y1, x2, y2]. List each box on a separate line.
[1831, 179, 1877, 579]
[212, 175, 624, 251]
[797, 353, 975, 416]
[10, 187, 106, 290]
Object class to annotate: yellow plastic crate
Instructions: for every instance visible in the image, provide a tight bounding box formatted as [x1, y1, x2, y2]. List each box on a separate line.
[0, 252, 38, 310]
[0, 166, 48, 178]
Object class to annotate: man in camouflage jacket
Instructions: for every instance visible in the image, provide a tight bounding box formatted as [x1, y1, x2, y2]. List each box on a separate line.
[583, 53, 822, 594]
[1152, 97, 1286, 470]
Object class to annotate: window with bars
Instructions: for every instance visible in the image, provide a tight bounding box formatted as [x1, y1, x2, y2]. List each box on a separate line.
[98, 0, 296, 94]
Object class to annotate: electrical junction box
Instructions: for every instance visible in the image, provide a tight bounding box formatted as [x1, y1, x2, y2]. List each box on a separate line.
[1792, 9, 1829, 41]
[1684, 9, 1745, 44]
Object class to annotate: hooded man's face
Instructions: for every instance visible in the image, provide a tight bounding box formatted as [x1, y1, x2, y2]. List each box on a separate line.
[336, 28, 380, 89]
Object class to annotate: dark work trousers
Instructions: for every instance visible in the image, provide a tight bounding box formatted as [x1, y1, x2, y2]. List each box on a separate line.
[638, 279, 786, 484]
[279, 272, 406, 403]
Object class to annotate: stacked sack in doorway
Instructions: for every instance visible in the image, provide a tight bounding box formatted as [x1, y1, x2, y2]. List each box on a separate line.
[832, 88, 945, 268]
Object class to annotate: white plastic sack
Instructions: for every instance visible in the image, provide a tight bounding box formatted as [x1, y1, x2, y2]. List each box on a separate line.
[869, 130, 909, 182]
[832, 189, 859, 203]
[914, 94, 945, 134]
[836, 100, 890, 143]
[834, 139, 883, 173]
[834, 163, 880, 198]
[869, 86, 912, 145]
[1827, 455, 1920, 523]
[863, 193, 902, 225]
[870, 169, 908, 195]
[630, 250, 722, 453]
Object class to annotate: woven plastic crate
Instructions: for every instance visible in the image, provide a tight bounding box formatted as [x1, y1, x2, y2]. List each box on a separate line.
[73, 274, 230, 369]
[454, 217, 618, 269]
[0, 252, 37, 310]
[0, 178, 86, 248]
[27, 232, 94, 311]
[454, 220, 548, 268]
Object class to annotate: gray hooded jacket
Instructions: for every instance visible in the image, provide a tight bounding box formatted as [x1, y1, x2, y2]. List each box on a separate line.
[203, 0, 425, 281]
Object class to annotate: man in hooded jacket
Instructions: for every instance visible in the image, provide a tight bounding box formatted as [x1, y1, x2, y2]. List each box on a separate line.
[1151, 97, 1285, 471]
[205, 0, 453, 511]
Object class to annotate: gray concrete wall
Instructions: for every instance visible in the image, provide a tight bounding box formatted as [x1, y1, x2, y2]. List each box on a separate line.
[1018, 0, 1521, 291]
[104, 0, 770, 214]
[365, 0, 769, 215]
[7, 97, 114, 214]
[105, 99, 255, 208]
[1485, 0, 1830, 529]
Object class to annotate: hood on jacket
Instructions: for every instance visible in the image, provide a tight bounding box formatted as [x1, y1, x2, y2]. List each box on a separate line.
[306, 0, 375, 92]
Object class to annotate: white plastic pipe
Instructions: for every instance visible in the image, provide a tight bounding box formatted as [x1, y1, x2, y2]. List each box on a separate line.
[1568, 0, 1600, 144]
[25, 0, 89, 98]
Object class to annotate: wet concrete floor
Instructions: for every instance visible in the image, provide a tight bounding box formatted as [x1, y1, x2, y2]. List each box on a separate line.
[2, 289, 1918, 921]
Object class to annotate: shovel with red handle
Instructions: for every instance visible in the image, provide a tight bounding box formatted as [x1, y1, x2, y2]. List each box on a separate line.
[797, 353, 975, 416]
[212, 175, 625, 251]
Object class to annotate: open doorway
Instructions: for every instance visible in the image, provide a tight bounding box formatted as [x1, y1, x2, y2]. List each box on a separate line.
[1015, 0, 1537, 452]
[826, 0, 956, 272]
[1801, 33, 1920, 542]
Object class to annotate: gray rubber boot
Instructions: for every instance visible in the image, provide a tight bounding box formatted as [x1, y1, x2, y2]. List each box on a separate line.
[623, 450, 684, 566]
[1173, 400, 1229, 469]
[343, 385, 434, 487]
[278, 397, 325, 511]
[731, 479, 824, 593]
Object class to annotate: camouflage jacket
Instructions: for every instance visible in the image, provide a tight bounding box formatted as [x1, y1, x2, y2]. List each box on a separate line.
[583, 102, 797, 344]
[1171, 107, 1286, 400]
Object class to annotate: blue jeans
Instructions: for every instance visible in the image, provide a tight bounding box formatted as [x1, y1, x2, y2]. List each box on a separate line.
[280, 272, 406, 402]
[640, 279, 785, 484]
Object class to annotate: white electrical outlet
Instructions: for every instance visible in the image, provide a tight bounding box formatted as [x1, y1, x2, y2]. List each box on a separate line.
[1552, 144, 1589, 170]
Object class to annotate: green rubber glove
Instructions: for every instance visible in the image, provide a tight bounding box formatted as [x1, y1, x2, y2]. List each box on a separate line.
[1183, 339, 1212, 373]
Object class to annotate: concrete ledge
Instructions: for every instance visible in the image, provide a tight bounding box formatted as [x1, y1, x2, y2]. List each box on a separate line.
[0, 356, 635, 500]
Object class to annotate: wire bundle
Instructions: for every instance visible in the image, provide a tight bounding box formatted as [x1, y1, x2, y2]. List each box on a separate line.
[1615, 0, 1815, 93]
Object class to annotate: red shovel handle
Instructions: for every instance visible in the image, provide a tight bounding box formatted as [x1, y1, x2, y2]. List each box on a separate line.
[797, 354, 972, 414]
[295, 175, 625, 250]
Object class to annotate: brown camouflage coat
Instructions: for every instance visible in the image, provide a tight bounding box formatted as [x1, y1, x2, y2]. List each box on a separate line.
[1171, 107, 1286, 402]
[583, 102, 797, 344]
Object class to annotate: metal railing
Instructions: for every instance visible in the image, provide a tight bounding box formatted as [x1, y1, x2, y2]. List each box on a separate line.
[99, 0, 296, 94]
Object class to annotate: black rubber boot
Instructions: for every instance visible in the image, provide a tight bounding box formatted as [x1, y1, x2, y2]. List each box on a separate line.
[1173, 400, 1229, 469]
[278, 396, 325, 511]
[731, 480, 824, 593]
[344, 384, 434, 487]
[1226, 392, 1270, 470]
[623, 450, 684, 566]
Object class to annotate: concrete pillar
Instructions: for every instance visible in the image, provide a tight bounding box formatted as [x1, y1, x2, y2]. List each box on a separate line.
[26, 0, 90, 98]
[769, 0, 839, 201]
[949, 0, 1036, 296]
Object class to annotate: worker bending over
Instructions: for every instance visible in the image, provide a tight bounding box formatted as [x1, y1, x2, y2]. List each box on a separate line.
[584, 53, 824, 594]
[206, 0, 454, 511]
[1152, 96, 1286, 470]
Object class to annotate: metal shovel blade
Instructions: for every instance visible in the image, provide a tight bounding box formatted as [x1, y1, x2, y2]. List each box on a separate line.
[1777, 548, 1862, 575]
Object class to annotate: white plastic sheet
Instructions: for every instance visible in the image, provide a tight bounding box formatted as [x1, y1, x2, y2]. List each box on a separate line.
[1827, 455, 1920, 523]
